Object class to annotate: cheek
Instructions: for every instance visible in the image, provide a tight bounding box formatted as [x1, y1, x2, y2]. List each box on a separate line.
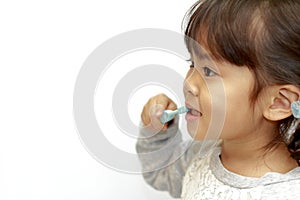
[220, 84, 254, 139]
[199, 78, 226, 140]
[186, 80, 226, 140]
[187, 87, 213, 140]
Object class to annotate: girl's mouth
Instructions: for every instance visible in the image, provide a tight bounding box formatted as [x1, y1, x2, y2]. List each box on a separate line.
[185, 107, 202, 122]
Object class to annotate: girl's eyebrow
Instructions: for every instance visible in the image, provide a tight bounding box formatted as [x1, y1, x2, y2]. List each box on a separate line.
[191, 48, 213, 62]
[197, 53, 211, 61]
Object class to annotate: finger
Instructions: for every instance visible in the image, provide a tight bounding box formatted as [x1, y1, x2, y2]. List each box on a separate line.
[141, 104, 150, 125]
[141, 93, 176, 131]
[166, 100, 177, 111]
[148, 104, 165, 130]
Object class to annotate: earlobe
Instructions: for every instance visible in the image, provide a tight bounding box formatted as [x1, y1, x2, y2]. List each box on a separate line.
[263, 86, 300, 121]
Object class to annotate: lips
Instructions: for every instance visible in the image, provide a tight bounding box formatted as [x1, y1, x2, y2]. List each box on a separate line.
[185, 103, 202, 121]
[189, 109, 201, 116]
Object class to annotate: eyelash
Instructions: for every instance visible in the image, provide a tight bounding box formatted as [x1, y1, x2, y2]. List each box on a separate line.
[203, 66, 217, 77]
[188, 60, 217, 77]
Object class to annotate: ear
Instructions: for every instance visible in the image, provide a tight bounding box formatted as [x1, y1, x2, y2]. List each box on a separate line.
[263, 85, 300, 121]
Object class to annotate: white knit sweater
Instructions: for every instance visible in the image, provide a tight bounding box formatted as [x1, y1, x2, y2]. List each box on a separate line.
[136, 118, 300, 199]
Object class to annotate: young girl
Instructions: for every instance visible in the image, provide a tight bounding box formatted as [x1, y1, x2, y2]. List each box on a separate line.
[137, 0, 300, 199]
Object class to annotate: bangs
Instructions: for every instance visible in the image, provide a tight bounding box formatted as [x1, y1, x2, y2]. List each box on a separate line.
[183, 0, 265, 68]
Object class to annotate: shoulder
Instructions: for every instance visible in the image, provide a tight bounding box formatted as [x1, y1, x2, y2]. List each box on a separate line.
[262, 173, 300, 199]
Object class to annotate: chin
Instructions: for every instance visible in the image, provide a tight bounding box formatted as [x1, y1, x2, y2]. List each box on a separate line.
[187, 123, 206, 140]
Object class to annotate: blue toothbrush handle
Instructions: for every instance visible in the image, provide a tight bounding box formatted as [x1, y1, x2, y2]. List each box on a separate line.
[160, 110, 177, 124]
[159, 106, 189, 124]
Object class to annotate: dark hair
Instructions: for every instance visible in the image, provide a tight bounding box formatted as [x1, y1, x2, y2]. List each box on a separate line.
[183, 0, 300, 163]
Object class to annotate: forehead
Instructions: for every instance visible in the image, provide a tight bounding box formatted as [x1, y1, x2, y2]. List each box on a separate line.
[190, 44, 215, 62]
[191, 47, 253, 79]
[190, 46, 222, 73]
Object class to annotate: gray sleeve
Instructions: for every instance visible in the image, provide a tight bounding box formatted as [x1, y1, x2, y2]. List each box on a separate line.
[136, 117, 201, 198]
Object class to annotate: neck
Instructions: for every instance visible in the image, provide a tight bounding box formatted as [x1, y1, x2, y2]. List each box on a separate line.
[220, 125, 298, 177]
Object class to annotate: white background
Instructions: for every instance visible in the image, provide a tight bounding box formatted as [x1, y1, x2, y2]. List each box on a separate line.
[0, 0, 195, 199]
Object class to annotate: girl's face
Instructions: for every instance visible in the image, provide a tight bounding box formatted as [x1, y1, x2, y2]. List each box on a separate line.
[184, 51, 263, 141]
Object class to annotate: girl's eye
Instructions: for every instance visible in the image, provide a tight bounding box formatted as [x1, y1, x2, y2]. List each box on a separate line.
[203, 66, 217, 77]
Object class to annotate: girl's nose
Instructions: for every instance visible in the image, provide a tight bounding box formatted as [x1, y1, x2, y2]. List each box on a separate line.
[184, 70, 200, 97]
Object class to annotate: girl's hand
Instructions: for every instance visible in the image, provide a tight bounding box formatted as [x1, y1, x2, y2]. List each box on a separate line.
[141, 93, 177, 131]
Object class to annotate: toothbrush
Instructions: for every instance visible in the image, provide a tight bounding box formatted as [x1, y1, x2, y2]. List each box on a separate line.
[160, 106, 189, 124]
